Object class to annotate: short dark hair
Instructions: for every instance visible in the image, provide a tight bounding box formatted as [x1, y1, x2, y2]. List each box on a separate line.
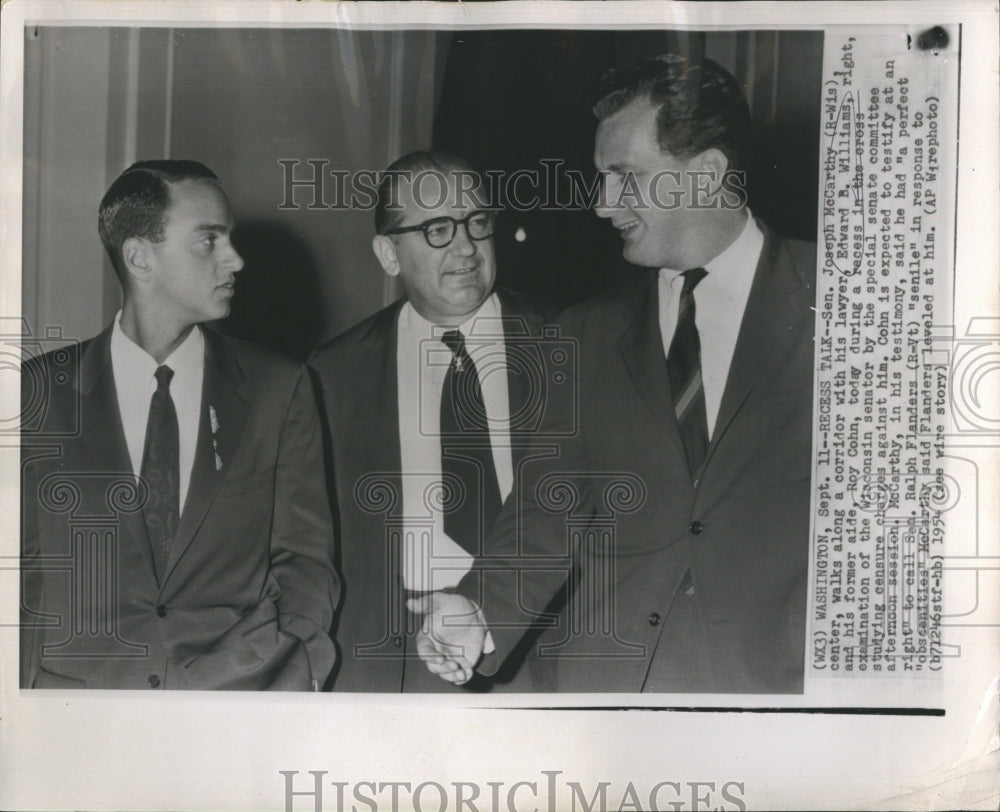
[374, 150, 486, 235]
[593, 54, 752, 175]
[98, 159, 218, 282]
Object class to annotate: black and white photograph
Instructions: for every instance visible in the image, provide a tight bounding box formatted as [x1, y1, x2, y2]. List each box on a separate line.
[1, 1, 997, 810]
[17, 21, 823, 696]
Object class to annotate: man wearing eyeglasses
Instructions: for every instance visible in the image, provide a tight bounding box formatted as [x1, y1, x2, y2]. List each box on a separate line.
[309, 150, 548, 692]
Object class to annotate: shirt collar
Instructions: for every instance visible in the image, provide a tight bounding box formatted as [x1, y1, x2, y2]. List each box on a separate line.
[659, 211, 763, 293]
[400, 292, 501, 340]
[703, 210, 761, 280]
[110, 311, 205, 382]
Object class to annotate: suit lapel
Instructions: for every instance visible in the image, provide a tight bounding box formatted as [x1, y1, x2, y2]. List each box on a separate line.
[356, 301, 404, 513]
[496, 290, 537, 461]
[617, 271, 688, 463]
[709, 223, 811, 456]
[77, 327, 157, 579]
[164, 328, 249, 579]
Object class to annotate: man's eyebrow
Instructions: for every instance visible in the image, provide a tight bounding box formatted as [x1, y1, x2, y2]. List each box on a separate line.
[193, 222, 231, 234]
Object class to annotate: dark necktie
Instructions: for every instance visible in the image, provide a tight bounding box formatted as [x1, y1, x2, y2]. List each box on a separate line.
[440, 329, 502, 555]
[140, 365, 179, 581]
[667, 268, 710, 477]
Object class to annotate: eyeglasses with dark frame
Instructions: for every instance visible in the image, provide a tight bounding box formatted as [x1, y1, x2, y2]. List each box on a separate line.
[383, 210, 496, 248]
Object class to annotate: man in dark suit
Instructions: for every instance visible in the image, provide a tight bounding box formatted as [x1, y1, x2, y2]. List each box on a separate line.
[309, 151, 549, 691]
[20, 160, 339, 690]
[415, 54, 816, 693]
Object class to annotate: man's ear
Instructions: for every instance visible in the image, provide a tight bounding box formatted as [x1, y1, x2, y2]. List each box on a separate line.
[372, 234, 400, 277]
[694, 148, 731, 196]
[122, 236, 153, 283]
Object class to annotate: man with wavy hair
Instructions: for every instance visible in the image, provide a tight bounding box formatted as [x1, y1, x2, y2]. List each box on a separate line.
[417, 55, 816, 694]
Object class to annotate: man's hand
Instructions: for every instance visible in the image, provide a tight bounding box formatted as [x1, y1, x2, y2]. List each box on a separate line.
[407, 592, 487, 685]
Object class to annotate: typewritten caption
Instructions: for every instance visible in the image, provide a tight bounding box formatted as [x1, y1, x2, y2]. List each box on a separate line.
[813, 30, 957, 677]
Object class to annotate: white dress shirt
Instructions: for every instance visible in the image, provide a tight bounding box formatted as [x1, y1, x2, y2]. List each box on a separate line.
[110, 314, 205, 513]
[658, 212, 764, 437]
[396, 293, 514, 593]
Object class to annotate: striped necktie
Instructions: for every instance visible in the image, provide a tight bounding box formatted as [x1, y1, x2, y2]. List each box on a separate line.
[667, 268, 709, 477]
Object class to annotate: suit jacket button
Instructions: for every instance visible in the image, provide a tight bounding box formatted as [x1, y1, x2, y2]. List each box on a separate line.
[392, 636, 403, 648]
[156, 605, 168, 618]
[689, 520, 704, 535]
[147, 675, 161, 688]
[648, 612, 661, 626]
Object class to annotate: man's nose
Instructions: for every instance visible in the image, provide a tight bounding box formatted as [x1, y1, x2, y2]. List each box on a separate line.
[224, 242, 245, 273]
[449, 222, 478, 256]
[593, 174, 620, 219]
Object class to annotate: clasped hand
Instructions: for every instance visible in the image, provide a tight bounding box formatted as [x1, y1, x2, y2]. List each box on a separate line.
[407, 592, 487, 685]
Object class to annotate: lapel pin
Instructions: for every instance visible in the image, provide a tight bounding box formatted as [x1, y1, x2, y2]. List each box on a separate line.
[209, 405, 223, 471]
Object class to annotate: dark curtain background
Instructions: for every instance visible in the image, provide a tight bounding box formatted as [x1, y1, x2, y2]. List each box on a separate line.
[432, 29, 823, 315]
[22, 27, 822, 361]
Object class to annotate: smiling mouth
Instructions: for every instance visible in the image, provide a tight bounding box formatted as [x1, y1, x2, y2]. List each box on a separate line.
[615, 220, 641, 237]
[217, 283, 235, 294]
[445, 266, 479, 276]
